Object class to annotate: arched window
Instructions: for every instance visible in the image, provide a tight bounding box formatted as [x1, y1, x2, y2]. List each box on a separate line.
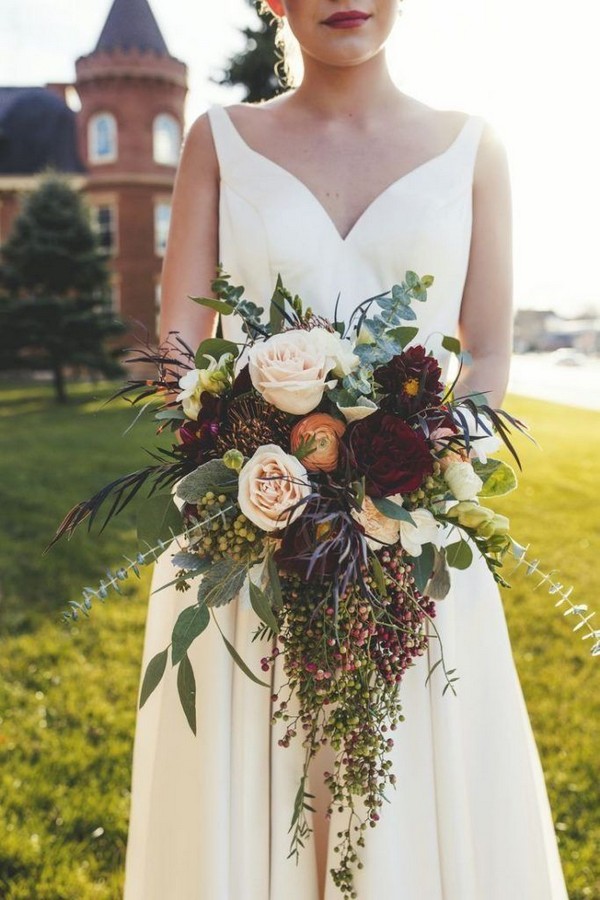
[153, 114, 181, 166]
[154, 201, 171, 256]
[88, 112, 117, 164]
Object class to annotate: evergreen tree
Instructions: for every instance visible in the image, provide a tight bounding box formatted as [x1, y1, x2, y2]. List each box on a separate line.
[216, 0, 286, 102]
[0, 175, 125, 403]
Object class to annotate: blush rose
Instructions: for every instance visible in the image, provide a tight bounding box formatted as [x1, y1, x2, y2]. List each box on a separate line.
[247, 329, 337, 415]
[238, 444, 311, 532]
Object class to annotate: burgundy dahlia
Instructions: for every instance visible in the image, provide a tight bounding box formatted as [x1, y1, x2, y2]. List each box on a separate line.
[375, 345, 444, 416]
[231, 363, 252, 398]
[345, 410, 434, 497]
[177, 392, 222, 462]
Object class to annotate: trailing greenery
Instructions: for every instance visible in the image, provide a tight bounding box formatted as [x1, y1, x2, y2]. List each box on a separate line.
[0, 383, 597, 898]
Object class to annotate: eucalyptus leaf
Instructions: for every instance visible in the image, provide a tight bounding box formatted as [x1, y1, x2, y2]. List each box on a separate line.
[441, 335, 462, 356]
[386, 304, 417, 322]
[372, 497, 415, 525]
[177, 653, 197, 735]
[175, 459, 238, 503]
[171, 603, 210, 665]
[474, 458, 518, 497]
[197, 557, 248, 608]
[391, 283, 411, 305]
[446, 539, 473, 570]
[137, 494, 182, 548]
[195, 338, 239, 368]
[139, 647, 168, 708]
[386, 326, 419, 348]
[249, 581, 280, 634]
[188, 296, 234, 315]
[411, 543, 435, 594]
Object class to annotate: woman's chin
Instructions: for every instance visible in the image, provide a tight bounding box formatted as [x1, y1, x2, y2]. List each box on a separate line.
[304, 39, 385, 69]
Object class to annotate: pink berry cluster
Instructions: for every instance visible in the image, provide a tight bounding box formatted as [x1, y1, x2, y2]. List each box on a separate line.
[371, 548, 436, 685]
[259, 549, 436, 899]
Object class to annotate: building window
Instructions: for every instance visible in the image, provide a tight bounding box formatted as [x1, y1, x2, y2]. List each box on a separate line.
[154, 201, 171, 256]
[90, 203, 118, 255]
[153, 114, 181, 166]
[89, 112, 117, 164]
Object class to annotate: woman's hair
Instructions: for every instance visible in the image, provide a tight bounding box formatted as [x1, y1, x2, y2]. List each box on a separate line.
[256, 1, 304, 90]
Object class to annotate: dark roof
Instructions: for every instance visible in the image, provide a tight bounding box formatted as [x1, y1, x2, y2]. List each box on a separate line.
[0, 87, 33, 118]
[95, 0, 170, 56]
[0, 88, 85, 176]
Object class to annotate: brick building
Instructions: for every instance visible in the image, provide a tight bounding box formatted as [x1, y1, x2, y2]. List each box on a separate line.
[0, 0, 188, 338]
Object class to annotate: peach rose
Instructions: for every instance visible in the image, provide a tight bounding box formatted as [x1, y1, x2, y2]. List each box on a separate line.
[351, 496, 402, 551]
[290, 413, 346, 473]
[438, 449, 467, 473]
[238, 444, 311, 533]
[247, 329, 337, 415]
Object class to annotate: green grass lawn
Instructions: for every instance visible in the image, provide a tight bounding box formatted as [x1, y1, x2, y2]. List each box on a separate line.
[0, 382, 598, 899]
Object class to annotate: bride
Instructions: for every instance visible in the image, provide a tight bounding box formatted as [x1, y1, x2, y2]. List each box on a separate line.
[123, 2, 570, 898]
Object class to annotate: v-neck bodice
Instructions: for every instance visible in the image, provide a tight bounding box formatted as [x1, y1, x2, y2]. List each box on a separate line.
[206, 103, 486, 375]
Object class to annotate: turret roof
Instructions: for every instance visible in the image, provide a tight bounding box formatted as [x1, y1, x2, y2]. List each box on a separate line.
[95, 0, 170, 56]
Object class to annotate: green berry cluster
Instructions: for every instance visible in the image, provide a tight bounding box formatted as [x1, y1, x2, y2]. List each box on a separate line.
[405, 460, 446, 510]
[187, 491, 263, 564]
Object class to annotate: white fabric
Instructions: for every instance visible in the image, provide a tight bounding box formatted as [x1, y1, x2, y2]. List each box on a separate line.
[123, 103, 569, 900]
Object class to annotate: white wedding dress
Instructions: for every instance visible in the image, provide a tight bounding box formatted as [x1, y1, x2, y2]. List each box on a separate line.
[123, 104, 569, 899]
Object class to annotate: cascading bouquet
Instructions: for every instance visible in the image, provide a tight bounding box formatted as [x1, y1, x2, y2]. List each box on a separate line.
[51, 269, 599, 899]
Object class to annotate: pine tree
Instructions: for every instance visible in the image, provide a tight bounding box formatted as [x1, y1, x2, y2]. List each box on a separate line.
[0, 174, 125, 403]
[215, 0, 286, 102]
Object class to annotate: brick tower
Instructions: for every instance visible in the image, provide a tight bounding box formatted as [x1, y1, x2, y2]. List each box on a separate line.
[75, 0, 188, 337]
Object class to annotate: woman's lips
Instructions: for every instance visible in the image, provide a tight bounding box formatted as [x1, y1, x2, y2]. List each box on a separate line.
[323, 11, 371, 29]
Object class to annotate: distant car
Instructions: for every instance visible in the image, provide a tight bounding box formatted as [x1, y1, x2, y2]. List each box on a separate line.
[550, 348, 587, 366]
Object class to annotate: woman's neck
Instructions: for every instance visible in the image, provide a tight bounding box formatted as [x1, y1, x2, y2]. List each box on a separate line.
[289, 49, 403, 121]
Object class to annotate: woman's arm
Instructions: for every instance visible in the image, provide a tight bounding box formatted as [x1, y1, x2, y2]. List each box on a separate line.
[456, 122, 514, 409]
[158, 113, 220, 349]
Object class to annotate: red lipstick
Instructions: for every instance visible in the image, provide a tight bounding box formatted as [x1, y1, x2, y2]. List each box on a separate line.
[323, 10, 371, 29]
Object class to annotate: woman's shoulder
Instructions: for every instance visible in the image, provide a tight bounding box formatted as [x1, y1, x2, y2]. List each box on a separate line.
[180, 110, 221, 174]
[409, 96, 506, 176]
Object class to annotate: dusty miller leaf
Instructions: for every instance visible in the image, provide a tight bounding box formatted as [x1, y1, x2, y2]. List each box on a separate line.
[197, 558, 248, 608]
[175, 459, 238, 503]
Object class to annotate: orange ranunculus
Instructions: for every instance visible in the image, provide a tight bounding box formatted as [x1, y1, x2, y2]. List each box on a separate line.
[290, 413, 346, 473]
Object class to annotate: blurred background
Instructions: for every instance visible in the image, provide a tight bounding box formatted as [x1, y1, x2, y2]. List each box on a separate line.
[0, 1, 598, 898]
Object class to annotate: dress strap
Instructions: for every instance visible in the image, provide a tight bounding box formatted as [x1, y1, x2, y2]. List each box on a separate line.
[206, 104, 240, 178]
[455, 115, 487, 177]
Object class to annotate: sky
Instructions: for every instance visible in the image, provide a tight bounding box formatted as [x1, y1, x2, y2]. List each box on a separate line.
[1, 0, 599, 316]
